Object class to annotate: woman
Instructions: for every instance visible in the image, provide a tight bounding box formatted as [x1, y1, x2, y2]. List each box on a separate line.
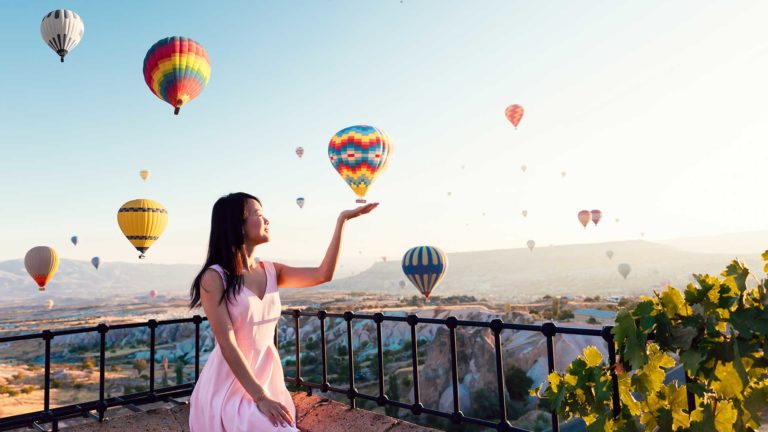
[188, 192, 378, 431]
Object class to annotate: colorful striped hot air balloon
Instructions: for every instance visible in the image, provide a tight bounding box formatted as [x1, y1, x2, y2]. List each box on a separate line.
[25, 246, 59, 291]
[117, 199, 168, 259]
[328, 125, 392, 203]
[505, 104, 524, 129]
[401, 246, 448, 299]
[143, 37, 211, 115]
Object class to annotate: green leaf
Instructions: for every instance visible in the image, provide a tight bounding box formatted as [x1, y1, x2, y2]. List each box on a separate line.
[613, 310, 648, 370]
[680, 350, 703, 376]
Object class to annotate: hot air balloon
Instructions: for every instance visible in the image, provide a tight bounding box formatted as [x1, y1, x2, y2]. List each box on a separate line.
[382, 256, 387, 262]
[295, 147, 304, 159]
[398, 280, 406, 289]
[591, 209, 602, 226]
[504, 104, 524, 129]
[526, 240, 535, 251]
[328, 125, 392, 203]
[522, 210, 528, 218]
[402, 246, 448, 299]
[140, 170, 151, 181]
[143, 37, 211, 115]
[606, 250, 614, 260]
[149, 289, 159, 298]
[615, 218, 620, 223]
[296, 197, 305, 209]
[561, 171, 567, 178]
[520, 164, 527, 173]
[578, 210, 591, 228]
[25, 246, 59, 291]
[40, 9, 84, 62]
[618, 263, 631, 279]
[447, 191, 452, 197]
[91, 256, 100, 269]
[44, 299, 55, 310]
[70, 235, 78, 246]
[117, 199, 168, 259]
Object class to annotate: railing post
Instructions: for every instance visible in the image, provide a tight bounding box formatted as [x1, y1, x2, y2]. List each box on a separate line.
[490, 319, 510, 428]
[446, 317, 463, 425]
[318, 311, 329, 393]
[293, 309, 302, 389]
[148, 319, 158, 399]
[97, 323, 109, 422]
[373, 313, 388, 407]
[344, 311, 356, 409]
[42, 330, 53, 416]
[542, 322, 559, 432]
[406, 314, 423, 416]
[193, 315, 202, 382]
[602, 326, 621, 418]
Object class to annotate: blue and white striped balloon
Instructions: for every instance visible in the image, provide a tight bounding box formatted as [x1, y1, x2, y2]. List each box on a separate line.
[401, 246, 448, 299]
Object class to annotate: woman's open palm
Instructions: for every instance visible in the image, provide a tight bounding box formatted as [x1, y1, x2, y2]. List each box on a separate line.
[339, 203, 379, 221]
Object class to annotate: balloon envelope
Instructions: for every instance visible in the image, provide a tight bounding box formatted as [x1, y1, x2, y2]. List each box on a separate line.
[618, 263, 631, 279]
[143, 37, 211, 115]
[44, 299, 55, 310]
[504, 104, 524, 128]
[140, 170, 151, 181]
[296, 197, 305, 209]
[606, 250, 614, 260]
[520, 165, 527, 172]
[398, 280, 406, 289]
[526, 240, 535, 251]
[328, 125, 392, 203]
[40, 9, 84, 62]
[70, 235, 78, 246]
[295, 147, 304, 158]
[149, 289, 158, 298]
[91, 257, 100, 269]
[522, 210, 528, 218]
[591, 209, 602, 226]
[402, 246, 448, 299]
[25, 246, 59, 291]
[578, 210, 591, 228]
[117, 199, 168, 259]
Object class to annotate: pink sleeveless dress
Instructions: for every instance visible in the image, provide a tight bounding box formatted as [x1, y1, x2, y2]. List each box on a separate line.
[189, 261, 299, 431]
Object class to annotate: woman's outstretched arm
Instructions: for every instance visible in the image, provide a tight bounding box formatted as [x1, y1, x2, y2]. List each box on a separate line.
[274, 203, 378, 288]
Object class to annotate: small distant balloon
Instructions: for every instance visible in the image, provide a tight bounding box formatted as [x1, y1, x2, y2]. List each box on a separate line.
[382, 256, 387, 262]
[606, 250, 614, 260]
[70, 235, 78, 246]
[504, 104, 524, 129]
[591, 209, 602, 226]
[618, 263, 631, 279]
[149, 289, 158, 298]
[296, 197, 305, 209]
[460, 165, 465, 170]
[522, 210, 528, 218]
[44, 299, 55, 310]
[91, 257, 100, 269]
[578, 210, 591, 228]
[526, 240, 535, 251]
[520, 165, 527, 173]
[615, 218, 620, 223]
[117, 199, 168, 259]
[295, 147, 304, 159]
[641, 232, 645, 238]
[140, 170, 151, 181]
[398, 280, 406, 289]
[561, 171, 567, 178]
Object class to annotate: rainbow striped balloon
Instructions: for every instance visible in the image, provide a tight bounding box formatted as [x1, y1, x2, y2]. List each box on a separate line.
[401, 246, 448, 299]
[143, 37, 210, 115]
[328, 125, 392, 203]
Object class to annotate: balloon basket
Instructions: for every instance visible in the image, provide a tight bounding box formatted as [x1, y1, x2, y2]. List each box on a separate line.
[139, 254, 146, 260]
[356, 199, 366, 204]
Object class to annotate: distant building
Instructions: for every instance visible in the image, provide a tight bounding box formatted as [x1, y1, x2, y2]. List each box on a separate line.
[606, 296, 623, 303]
[574, 308, 617, 325]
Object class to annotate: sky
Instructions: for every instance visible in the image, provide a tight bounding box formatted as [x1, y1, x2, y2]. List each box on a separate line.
[1, 1, 768, 266]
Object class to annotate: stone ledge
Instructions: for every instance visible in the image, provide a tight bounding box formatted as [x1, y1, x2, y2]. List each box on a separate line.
[58, 392, 440, 431]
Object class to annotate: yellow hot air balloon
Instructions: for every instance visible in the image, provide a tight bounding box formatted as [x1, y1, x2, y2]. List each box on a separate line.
[140, 170, 151, 181]
[117, 199, 168, 259]
[25, 246, 59, 291]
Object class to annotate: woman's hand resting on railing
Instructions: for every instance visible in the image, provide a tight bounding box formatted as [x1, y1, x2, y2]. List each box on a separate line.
[256, 396, 294, 428]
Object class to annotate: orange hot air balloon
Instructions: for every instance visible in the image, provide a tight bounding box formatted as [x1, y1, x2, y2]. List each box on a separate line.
[25, 246, 59, 291]
[591, 209, 602, 226]
[505, 104, 524, 129]
[578, 210, 591, 228]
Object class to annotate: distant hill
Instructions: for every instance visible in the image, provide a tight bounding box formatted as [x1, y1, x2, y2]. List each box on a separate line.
[319, 240, 764, 301]
[1, 239, 764, 307]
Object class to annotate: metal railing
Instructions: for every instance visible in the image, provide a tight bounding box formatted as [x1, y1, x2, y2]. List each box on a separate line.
[0, 309, 686, 432]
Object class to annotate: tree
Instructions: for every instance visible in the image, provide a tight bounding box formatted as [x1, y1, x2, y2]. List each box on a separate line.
[505, 366, 533, 401]
[385, 373, 400, 417]
[175, 353, 190, 385]
[132, 359, 148, 378]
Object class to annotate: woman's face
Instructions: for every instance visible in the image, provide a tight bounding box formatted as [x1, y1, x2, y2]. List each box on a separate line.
[243, 199, 270, 244]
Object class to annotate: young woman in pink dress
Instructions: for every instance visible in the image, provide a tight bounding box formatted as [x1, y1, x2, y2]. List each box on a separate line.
[188, 192, 378, 431]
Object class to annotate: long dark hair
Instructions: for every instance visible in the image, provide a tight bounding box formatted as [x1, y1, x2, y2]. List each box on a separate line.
[189, 192, 261, 309]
